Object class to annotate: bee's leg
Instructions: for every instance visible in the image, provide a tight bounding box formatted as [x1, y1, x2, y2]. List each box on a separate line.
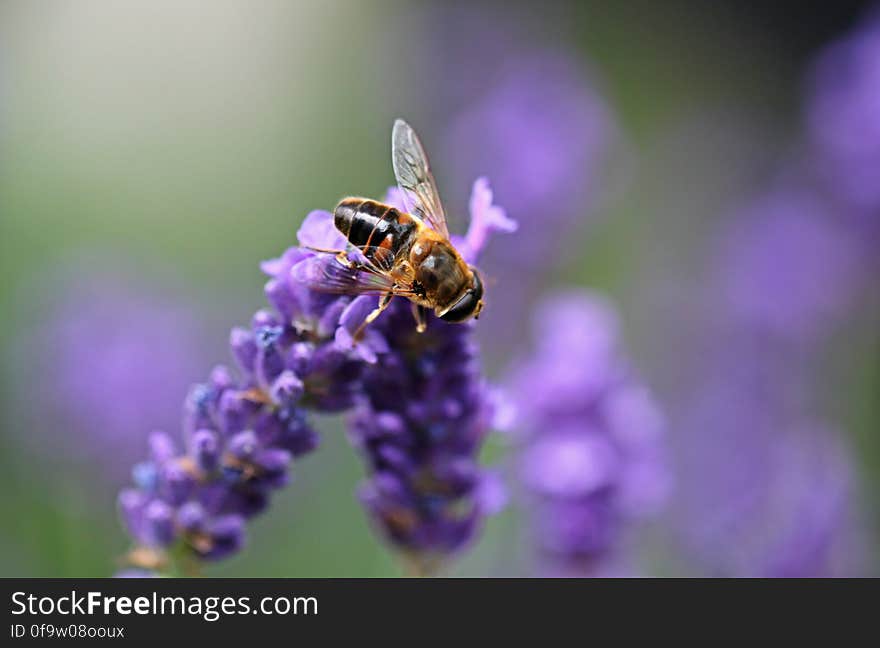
[335, 251, 356, 269]
[303, 245, 356, 269]
[411, 303, 427, 334]
[353, 293, 394, 342]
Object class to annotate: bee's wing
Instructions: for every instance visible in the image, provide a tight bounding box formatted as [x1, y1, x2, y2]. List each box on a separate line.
[293, 250, 416, 298]
[391, 119, 450, 239]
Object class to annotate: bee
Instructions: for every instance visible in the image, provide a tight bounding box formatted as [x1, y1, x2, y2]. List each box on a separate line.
[300, 119, 484, 338]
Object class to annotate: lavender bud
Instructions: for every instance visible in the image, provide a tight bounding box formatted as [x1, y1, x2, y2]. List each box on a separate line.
[270, 370, 304, 405]
[230, 327, 258, 373]
[144, 500, 176, 547]
[191, 429, 220, 473]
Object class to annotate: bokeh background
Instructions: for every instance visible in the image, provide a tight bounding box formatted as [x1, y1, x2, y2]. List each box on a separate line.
[0, 0, 877, 576]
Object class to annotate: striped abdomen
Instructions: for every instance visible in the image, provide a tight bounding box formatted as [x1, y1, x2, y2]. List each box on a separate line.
[334, 198, 418, 262]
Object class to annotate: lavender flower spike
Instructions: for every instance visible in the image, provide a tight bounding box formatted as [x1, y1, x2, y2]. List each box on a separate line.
[118, 178, 509, 575]
[345, 180, 513, 573]
[508, 292, 670, 576]
[117, 211, 378, 575]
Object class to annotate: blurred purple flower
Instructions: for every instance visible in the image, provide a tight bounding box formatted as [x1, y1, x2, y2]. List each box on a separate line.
[683, 18, 880, 575]
[675, 359, 862, 577]
[21, 268, 207, 484]
[507, 292, 670, 576]
[346, 184, 512, 573]
[438, 46, 617, 362]
[807, 9, 880, 217]
[446, 52, 612, 230]
[716, 187, 861, 345]
[665, 171, 867, 576]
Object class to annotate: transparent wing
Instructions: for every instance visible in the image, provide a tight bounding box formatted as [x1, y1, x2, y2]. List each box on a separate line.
[391, 119, 450, 239]
[302, 241, 396, 277]
[352, 244, 397, 276]
[292, 252, 415, 298]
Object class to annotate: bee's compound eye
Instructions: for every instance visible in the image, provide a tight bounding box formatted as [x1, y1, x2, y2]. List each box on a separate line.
[440, 268, 484, 323]
[470, 268, 483, 301]
[440, 291, 479, 322]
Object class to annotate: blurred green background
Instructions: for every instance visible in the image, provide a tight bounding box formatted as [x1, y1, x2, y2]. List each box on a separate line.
[0, 0, 876, 576]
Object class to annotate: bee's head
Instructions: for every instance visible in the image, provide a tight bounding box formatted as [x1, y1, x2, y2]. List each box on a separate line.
[439, 267, 484, 323]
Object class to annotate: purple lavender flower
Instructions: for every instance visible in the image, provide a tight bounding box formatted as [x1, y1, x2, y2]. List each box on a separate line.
[663, 175, 867, 576]
[507, 292, 670, 576]
[675, 359, 863, 577]
[715, 187, 861, 345]
[343, 182, 512, 573]
[424, 4, 614, 223]
[118, 178, 511, 575]
[17, 264, 207, 484]
[446, 54, 613, 234]
[440, 48, 618, 362]
[806, 9, 880, 217]
[117, 214, 375, 574]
